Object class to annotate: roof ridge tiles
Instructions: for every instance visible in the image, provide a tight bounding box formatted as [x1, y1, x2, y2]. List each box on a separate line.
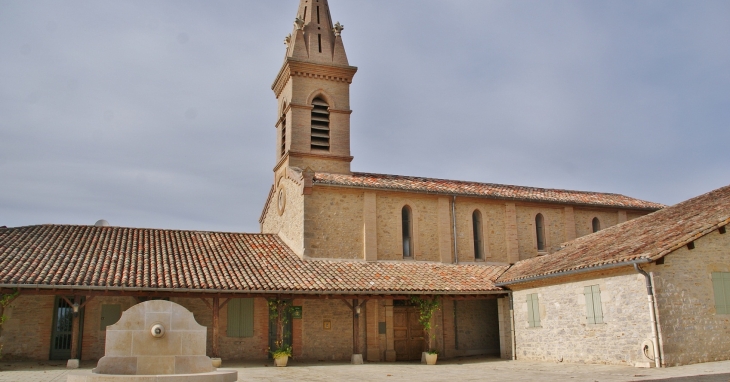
[312, 171, 664, 210]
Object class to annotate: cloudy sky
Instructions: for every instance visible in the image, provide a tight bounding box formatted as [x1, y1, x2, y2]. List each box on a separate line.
[1, 0, 728, 233]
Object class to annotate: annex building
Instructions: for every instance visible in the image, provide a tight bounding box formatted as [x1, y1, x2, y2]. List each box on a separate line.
[1, 0, 728, 369]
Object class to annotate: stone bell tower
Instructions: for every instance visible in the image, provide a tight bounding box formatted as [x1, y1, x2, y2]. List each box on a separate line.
[271, 0, 357, 175]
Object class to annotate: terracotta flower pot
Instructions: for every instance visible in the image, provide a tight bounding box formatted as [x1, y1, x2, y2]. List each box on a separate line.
[274, 355, 289, 367]
[425, 353, 438, 365]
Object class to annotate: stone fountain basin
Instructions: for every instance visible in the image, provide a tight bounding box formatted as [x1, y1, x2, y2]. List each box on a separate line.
[67, 369, 237, 381]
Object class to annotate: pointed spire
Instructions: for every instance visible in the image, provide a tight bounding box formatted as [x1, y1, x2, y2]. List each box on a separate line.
[286, 0, 349, 66]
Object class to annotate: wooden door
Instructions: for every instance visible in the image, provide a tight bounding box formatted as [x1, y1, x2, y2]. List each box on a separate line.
[393, 307, 425, 361]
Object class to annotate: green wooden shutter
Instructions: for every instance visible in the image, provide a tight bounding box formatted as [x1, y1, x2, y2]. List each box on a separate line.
[240, 298, 254, 337]
[526, 294, 541, 327]
[584, 286, 596, 324]
[591, 285, 604, 324]
[227, 299, 242, 337]
[713, 273, 729, 314]
[100, 304, 122, 330]
[527, 294, 535, 327]
[227, 298, 254, 337]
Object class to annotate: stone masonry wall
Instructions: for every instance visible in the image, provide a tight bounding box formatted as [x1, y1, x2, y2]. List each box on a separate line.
[261, 176, 305, 257]
[454, 198, 508, 264]
[511, 268, 653, 366]
[304, 187, 364, 259]
[574, 209, 618, 238]
[649, 229, 730, 366]
[376, 192, 442, 262]
[515, 205, 565, 259]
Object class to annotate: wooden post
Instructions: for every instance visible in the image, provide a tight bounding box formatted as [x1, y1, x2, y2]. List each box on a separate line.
[352, 299, 359, 354]
[69, 295, 81, 360]
[212, 297, 220, 358]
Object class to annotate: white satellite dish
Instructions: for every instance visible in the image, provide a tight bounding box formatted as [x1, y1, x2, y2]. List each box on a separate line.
[94, 219, 110, 227]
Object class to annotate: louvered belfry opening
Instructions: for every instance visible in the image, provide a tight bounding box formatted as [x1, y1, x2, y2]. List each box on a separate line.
[310, 97, 330, 151]
[280, 114, 287, 157]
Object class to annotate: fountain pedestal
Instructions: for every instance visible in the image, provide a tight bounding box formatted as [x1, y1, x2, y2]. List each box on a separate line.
[67, 300, 237, 381]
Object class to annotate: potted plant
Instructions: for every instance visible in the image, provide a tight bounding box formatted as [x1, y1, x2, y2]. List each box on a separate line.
[271, 342, 293, 367]
[268, 298, 294, 367]
[425, 349, 439, 365]
[410, 296, 441, 365]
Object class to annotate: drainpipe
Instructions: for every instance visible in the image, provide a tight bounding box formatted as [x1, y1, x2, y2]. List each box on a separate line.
[452, 195, 458, 264]
[509, 291, 516, 360]
[634, 264, 662, 368]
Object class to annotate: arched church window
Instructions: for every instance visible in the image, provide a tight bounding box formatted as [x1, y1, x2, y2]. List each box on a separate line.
[472, 210, 484, 260]
[592, 217, 601, 233]
[535, 213, 546, 252]
[310, 97, 330, 151]
[402, 206, 413, 258]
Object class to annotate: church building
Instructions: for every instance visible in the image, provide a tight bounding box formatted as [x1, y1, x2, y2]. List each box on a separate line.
[1, 0, 727, 369]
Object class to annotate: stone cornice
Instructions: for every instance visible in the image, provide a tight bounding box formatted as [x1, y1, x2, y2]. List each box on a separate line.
[272, 58, 358, 98]
[272, 150, 354, 173]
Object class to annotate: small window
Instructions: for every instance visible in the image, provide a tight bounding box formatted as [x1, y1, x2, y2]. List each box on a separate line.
[310, 97, 330, 151]
[227, 298, 254, 337]
[712, 272, 730, 314]
[472, 210, 484, 260]
[100, 304, 121, 330]
[583, 285, 604, 324]
[527, 293, 541, 328]
[402, 206, 413, 258]
[535, 213, 546, 252]
[592, 217, 601, 233]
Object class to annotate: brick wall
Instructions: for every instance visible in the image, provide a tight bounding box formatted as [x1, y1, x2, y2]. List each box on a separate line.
[172, 297, 269, 361]
[1, 295, 54, 360]
[511, 268, 653, 366]
[80, 296, 137, 360]
[299, 299, 354, 361]
[650, 229, 730, 366]
[452, 299, 501, 356]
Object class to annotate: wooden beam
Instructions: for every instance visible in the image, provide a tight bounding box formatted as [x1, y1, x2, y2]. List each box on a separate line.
[0, 288, 506, 301]
[218, 298, 231, 312]
[200, 298, 213, 311]
[79, 296, 95, 309]
[342, 299, 353, 310]
[60, 295, 74, 307]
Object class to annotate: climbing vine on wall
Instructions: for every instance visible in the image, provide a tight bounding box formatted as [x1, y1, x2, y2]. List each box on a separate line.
[410, 295, 441, 352]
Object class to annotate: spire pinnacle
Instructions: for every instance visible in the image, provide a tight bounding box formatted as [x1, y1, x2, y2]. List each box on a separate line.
[286, 0, 349, 66]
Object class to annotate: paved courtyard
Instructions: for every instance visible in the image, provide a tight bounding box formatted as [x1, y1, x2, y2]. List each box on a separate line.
[2, 357, 730, 382]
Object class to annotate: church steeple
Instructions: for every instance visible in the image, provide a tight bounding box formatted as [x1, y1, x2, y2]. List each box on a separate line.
[272, 0, 357, 176]
[286, 0, 349, 66]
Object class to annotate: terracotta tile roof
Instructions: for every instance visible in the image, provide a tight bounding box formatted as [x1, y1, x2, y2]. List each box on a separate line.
[313, 172, 664, 210]
[0, 225, 507, 294]
[497, 184, 730, 285]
